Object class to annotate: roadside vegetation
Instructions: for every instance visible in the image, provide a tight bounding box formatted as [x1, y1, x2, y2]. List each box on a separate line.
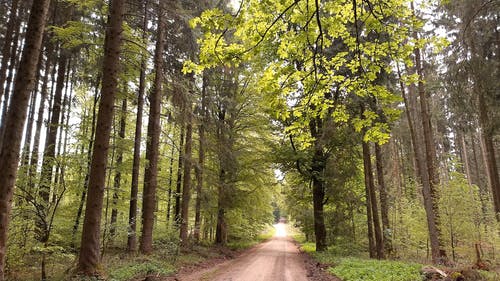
[292, 226, 499, 281]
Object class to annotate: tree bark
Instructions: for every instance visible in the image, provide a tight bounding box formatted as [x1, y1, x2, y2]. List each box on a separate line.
[414, 39, 447, 263]
[309, 117, 327, 252]
[180, 109, 193, 246]
[215, 169, 227, 245]
[166, 129, 176, 223]
[77, 0, 124, 275]
[0, 0, 51, 278]
[194, 73, 208, 242]
[365, 158, 376, 259]
[71, 78, 99, 249]
[175, 125, 185, 225]
[140, 0, 165, 254]
[127, 0, 148, 253]
[30, 42, 54, 188]
[362, 141, 384, 259]
[110, 98, 127, 244]
[37, 52, 68, 242]
[375, 144, 391, 255]
[477, 88, 500, 218]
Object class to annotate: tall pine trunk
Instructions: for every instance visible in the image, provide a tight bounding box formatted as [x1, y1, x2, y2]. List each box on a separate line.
[194, 74, 207, 242]
[37, 52, 68, 243]
[414, 38, 447, 263]
[175, 125, 185, 225]
[30, 42, 54, 190]
[166, 129, 176, 223]
[71, 78, 99, 248]
[180, 110, 193, 246]
[110, 98, 127, 244]
[77, 0, 124, 274]
[127, 0, 148, 253]
[140, 1, 165, 254]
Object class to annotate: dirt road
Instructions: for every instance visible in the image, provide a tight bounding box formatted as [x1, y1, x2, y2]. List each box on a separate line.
[179, 224, 310, 281]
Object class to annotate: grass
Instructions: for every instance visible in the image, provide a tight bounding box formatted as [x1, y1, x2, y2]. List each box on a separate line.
[328, 257, 423, 281]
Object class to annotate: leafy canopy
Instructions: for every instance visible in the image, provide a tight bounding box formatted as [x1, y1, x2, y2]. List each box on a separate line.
[186, 0, 417, 145]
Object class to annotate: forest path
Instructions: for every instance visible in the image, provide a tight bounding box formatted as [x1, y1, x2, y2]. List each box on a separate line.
[177, 223, 311, 281]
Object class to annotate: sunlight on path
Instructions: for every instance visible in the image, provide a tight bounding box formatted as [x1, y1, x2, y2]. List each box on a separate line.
[274, 223, 287, 237]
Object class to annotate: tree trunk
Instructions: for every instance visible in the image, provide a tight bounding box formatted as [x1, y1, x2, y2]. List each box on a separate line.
[365, 159, 376, 259]
[472, 131, 490, 219]
[477, 90, 500, 218]
[30, 42, 54, 193]
[175, 125, 185, 225]
[459, 132, 473, 186]
[71, 78, 99, 249]
[180, 109, 193, 246]
[414, 38, 447, 263]
[309, 116, 327, 252]
[110, 98, 127, 245]
[20, 85, 38, 177]
[375, 144, 391, 255]
[215, 169, 227, 245]
[362, 141, 384, 259]
[166, 129, 176, 223]
[194, 74, 207, 242]
[140, 1, 165, 254]
[0, 0, 51, 279]
[37, 52, 68, 242]
[52, 60, 72, 205]
[77, 0, 124, 275]
[127, 0, 148, 253]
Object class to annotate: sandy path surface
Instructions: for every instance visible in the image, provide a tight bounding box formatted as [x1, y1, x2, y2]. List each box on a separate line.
[179, 224, 310, 281]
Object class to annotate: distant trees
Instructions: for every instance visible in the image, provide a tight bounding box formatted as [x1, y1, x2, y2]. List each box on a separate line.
[440, 0, 500, 219]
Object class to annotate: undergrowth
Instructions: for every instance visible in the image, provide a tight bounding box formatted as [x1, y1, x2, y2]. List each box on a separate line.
[297, 240, 499, 281]
[109, 259, 175, 281]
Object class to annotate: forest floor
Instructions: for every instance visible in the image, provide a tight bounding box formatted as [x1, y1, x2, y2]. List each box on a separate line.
[160, 223, 338, 281]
